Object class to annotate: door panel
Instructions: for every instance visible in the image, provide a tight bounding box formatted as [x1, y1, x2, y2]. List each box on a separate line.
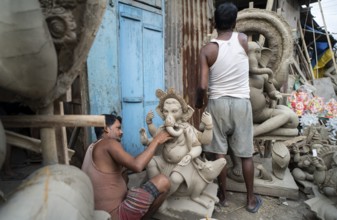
[119, 3, 163, 156]
[143, 25, 163, 127]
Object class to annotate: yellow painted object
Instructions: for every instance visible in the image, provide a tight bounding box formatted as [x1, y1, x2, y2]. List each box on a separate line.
[313, 49, 333, 78]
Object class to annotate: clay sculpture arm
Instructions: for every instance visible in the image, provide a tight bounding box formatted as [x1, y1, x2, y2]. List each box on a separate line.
[197, 111, 213, 145]
[178, 146, 202, 166]
[263, 75, 282, 100]
[146, 110, 158, 137]
[139, 128, 151, 146]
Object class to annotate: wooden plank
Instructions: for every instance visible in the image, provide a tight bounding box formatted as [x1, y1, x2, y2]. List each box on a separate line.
[54, 101, 69, 164]
[0, 115, 105, 128]
[5, 130, 75, 161]
[5, 130, 41, 153]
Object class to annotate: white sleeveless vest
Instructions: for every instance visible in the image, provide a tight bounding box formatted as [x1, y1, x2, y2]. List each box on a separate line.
[208, 32, 250, 99]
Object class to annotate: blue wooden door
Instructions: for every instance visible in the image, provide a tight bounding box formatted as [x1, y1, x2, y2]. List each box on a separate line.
[119, 3, 164, 156]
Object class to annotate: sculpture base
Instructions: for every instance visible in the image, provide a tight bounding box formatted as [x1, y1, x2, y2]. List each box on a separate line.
[153, 183, 219, 220]
[226, 156, 299, 200]
[294, 179, 315, 194]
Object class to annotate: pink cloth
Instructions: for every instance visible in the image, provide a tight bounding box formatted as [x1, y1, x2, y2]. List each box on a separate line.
[118, 187, 155, 220]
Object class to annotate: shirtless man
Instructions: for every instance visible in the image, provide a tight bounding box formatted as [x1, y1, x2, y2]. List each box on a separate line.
[82, 113, 172, 220]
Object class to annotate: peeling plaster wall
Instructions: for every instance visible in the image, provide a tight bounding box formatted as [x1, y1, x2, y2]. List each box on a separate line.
[278, 0, 301, 31]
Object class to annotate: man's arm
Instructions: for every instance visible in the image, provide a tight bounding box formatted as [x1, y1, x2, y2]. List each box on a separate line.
[195, 45, 212, 109]
[238, 32, 248, 55]
[109, 130, 171, 173]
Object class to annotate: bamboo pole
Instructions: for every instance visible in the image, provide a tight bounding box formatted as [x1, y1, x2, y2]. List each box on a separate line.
[0, 115, 105, 128]
[54, 101, 68, 164]
[39, 104, 58, 165]
[317, 0, 337, 76]
[312, 19, 319, 78]
[298, 20, 315, 80]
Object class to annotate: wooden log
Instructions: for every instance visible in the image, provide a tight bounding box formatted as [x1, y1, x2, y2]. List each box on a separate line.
[5, 130, 41, 153]
[5, 130, 75, 160]
[39, 104, 58, 165]
[54, 101, 69, 164]
[0, 115, 105, 128]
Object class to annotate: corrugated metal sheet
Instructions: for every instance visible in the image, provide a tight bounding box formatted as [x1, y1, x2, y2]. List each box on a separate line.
[165, 0, 213, 126]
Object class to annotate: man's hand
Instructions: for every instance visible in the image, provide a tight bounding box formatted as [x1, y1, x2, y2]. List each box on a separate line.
[146, 110, 154, 124]
[195, 88, 205, 109]
[153, 130, 172, 145]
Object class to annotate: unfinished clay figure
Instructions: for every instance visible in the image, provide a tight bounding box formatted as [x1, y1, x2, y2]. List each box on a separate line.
[140, 88, 226, 216]
[248, 41, 299, 137]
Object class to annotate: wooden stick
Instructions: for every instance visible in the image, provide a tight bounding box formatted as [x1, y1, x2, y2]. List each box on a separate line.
[54, 101, 68, 164]
[297, 20, 314, 79]
[5, 130, 41, 153]
[312, 19, 319, 78]
[39, 104, 58, 165]
[0, 115, 106, 128]
[5, 130, 75, 160]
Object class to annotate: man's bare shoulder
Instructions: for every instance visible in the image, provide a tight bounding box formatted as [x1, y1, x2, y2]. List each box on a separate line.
[95, 138, 122, 152]
[237, 32, 248, 44]
[201, 42, 218, 54]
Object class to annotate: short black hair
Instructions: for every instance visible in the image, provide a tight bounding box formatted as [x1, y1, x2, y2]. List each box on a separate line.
[94, 113, 122, 139]
[214, 2, 238, 31]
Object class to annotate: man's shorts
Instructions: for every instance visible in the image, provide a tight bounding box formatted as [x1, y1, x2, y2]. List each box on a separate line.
[203, 96, 254, 158]
[117, 181, 159, 220]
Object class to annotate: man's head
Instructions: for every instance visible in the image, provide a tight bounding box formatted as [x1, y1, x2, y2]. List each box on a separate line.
[95, 114, 123, 141]
[214, 2, 238, 31]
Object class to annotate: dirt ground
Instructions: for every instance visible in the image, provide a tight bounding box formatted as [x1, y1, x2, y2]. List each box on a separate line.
[211, 191, 317, 220]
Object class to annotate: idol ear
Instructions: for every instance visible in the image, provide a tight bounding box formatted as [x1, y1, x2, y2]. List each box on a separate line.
[156, 106, 165, 120]
[260, 47, 272, 68]
[181, 105, 194, 121]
